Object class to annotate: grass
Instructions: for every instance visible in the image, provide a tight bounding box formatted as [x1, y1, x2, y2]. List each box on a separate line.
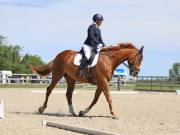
[0, 83, 120, 91]
[136, 85, 180, 92]
[0, 83, 79, 89]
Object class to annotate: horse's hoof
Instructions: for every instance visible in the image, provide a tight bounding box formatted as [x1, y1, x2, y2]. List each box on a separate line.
[38, 107, 44, 114]
[79, 111, 84, 117]
[112, 116, 119, 120]
[72, 113, 77, 117]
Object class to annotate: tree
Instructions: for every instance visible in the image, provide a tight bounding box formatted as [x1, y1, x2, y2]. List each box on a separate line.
[0, 35, 44, 73]
[0, 43, 22, 71]
[169, 62, 180, 80]
[21, 54, 44, 73]
[0, 35, 6, 45]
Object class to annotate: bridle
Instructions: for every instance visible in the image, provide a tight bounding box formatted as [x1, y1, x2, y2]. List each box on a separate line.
[127, 52, 143, 74]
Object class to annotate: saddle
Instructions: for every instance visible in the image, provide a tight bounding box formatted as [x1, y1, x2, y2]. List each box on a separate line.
[74, 48, 100, 79]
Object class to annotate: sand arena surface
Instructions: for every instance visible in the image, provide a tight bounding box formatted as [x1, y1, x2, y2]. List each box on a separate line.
[0, 88, 180, 135]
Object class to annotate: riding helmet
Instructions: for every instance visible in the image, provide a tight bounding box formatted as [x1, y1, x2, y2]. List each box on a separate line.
[93, 14, 104, 22]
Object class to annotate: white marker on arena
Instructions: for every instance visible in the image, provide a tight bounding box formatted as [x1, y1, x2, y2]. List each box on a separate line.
[0, 99, 4, 119]
[176, 89, 180, 95]
[31, 90, 77, 94]
[110, 91, 138, 94]
[31, 90, 137, 94]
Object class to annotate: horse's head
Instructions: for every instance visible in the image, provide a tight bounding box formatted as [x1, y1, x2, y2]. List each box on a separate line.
[127, 46, 144, 77]
[101, 43, 144, 77]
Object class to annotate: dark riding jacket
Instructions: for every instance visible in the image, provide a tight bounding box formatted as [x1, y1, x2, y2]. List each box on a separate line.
[84, 24, 105, 48]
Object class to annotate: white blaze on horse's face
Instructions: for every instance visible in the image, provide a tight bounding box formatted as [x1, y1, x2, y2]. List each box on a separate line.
[129, 46, 144, 77]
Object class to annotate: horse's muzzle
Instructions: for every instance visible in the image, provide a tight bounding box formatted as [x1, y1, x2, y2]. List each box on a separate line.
[130, 69, 139, 77]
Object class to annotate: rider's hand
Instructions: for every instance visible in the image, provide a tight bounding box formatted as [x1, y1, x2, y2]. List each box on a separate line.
[98, 43, 103, 48]
[105, 44, 112, 48]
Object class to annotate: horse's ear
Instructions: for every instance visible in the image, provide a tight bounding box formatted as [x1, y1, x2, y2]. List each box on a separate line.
[139, 46, 144, 54]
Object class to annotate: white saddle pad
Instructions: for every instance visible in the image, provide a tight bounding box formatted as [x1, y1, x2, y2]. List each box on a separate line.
[74, 53, 99, 68]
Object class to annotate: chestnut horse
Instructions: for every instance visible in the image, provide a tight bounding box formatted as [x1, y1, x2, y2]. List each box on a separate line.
[30, 43, 144, 119]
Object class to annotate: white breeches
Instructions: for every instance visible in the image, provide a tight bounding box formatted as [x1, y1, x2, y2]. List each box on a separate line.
[83, 44, 101, 60]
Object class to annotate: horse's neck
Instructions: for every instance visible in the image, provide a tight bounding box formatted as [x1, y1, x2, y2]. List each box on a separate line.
[112, 49, 134, 69]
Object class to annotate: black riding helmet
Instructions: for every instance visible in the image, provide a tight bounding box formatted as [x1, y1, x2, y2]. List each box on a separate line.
[93, 14, 104, 22]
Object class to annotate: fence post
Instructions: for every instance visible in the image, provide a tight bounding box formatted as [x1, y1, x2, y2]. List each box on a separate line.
[160, 76, 162, 91]
[142, 76, 144, 90]
[117, 77, 121, 91]
[151, 76, 153, 91]
[171, 78, 173, 91]
[136, 76, 138, 90]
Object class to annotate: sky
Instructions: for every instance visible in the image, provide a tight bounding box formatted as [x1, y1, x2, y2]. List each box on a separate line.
[0, 0, 179, 76]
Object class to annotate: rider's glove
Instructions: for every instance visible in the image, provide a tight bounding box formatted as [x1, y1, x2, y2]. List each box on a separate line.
[98, 43, 103, 48]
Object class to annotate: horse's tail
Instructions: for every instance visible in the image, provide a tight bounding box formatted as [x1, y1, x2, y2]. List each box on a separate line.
[29, 60, 54, 76]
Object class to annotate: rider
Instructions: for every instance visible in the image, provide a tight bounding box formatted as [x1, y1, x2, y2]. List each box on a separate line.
[77, 14, 105, 77]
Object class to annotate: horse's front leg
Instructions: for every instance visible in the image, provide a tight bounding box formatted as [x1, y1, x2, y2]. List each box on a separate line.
[101, 82, 117, 119]
[79, 86, 102, 117]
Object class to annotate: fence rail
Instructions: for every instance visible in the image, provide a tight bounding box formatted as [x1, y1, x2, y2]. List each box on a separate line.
[0, 74, 180, 92]
[136, 76, 180, 91]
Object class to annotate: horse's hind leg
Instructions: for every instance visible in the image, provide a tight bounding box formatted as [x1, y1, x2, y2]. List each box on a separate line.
[38, 83, 57, 114]
[38, 68, 64, 114]
[65, 75, 76, 116]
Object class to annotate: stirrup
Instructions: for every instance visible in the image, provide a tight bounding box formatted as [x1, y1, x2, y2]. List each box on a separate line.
[77, 70, 84, 77]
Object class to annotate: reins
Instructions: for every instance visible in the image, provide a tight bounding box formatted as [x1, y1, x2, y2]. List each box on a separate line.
[100, 48, 130, 69]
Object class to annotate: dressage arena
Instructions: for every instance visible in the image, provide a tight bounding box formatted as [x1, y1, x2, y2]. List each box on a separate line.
[0, 88, 180, 135]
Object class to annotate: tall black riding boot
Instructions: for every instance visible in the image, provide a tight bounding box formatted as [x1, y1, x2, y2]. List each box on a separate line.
[77, 56, 88, 77]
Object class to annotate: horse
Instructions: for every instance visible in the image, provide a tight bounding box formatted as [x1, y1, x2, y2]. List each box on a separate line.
[30, 43, 144, 119]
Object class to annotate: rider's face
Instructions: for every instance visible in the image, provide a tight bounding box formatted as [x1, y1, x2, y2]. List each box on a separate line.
[96, 20, 102, 27]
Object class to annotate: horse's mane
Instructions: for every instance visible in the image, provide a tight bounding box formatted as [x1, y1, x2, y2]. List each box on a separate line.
[101, 43, 138, 52]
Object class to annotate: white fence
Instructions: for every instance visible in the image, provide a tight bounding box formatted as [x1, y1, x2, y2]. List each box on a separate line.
[0, 74, 66, 84]
[0, 73, 125, 86]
